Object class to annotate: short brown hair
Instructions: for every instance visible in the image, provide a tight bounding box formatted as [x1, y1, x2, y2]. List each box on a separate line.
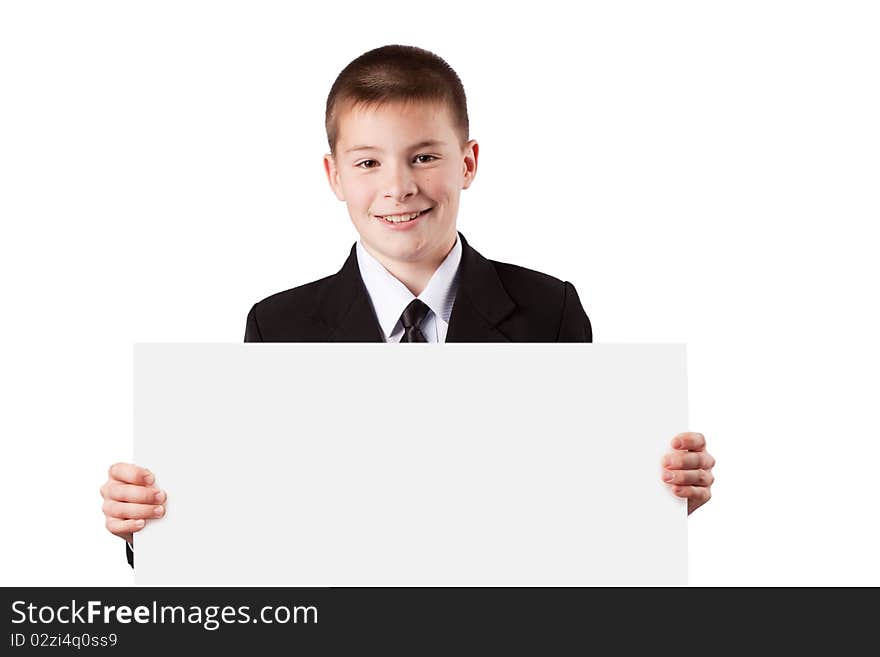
[325, 44, 469, 157]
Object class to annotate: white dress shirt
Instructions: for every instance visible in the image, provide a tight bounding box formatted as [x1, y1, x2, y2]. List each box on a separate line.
[356, 236, 462, 343]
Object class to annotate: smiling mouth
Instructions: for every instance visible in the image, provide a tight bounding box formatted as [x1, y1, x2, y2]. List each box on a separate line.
[374, 208, 432, 224]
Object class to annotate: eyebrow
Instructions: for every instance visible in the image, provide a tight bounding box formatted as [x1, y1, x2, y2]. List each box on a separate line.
[344, 139, 447, 154]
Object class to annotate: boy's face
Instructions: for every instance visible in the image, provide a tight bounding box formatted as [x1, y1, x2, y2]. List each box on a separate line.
[324, 99, 478, 267]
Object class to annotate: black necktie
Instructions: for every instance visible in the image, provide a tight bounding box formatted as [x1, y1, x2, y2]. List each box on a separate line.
[400, 298, 430, 342]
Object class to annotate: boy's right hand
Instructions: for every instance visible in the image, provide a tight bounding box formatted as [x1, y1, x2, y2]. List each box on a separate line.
[100, 463, 166, 545]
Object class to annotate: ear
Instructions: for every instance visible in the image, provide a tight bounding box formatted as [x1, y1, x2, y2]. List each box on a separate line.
[323, 153, 346, 201]
[461, 140, 479, 190]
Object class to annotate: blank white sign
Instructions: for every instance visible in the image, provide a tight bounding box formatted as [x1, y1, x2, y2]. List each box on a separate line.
[133, 344, 688, 586]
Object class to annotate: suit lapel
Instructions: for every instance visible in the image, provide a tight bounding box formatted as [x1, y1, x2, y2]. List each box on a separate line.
[446, 233, 516, 342]
[313, 233, 516, 342]
[311, 244, 385, 342]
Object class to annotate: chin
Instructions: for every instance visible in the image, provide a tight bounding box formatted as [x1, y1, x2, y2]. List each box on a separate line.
[377, 241, 427, 263]
[357, 215, 454, 262]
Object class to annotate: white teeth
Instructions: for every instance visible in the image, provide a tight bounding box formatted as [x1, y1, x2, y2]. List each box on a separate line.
[378, 210, 424, 223]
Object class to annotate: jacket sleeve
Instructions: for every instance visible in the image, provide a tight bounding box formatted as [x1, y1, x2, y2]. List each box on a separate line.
[244, 303, 264, 342]
[556, 281, 593, 342]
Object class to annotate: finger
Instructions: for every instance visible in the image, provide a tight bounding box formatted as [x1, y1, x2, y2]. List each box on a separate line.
[106, 517, 146, 536]
[663, 451, 715, 470]
[108, 463, 155, 486]
[672, 485, 712, 504]
[671, 432, 706, 451]
[101, 482, 166, 505]
[662, 468, 714, 486]
[688, 489, 712, 514]
[103, 500, 165, 520]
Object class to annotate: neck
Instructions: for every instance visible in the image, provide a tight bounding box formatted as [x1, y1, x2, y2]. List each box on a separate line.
[365, 233, 457, 296]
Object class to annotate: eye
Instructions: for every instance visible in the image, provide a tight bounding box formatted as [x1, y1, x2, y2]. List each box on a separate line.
[415, 154, 437, 163]
[356, 159, 378, 169]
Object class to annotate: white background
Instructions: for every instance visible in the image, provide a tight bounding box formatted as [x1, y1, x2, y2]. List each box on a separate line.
[1, 1, 877, 586]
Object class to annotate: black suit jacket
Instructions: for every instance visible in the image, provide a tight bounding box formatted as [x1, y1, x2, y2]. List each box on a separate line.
[243, 232, 592, 343]
[126, 232, 591, 567]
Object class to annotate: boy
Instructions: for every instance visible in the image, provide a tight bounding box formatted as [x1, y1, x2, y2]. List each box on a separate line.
[101, 45, 715, 568]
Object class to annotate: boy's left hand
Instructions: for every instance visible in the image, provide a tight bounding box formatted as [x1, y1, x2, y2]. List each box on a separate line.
[661, 432, 715, 515]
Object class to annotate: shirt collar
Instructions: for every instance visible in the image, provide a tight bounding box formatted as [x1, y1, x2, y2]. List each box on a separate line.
[356, 234, 462, 339]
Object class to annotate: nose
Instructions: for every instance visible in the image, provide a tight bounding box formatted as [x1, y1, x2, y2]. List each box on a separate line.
[383, 162, 418, 202]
